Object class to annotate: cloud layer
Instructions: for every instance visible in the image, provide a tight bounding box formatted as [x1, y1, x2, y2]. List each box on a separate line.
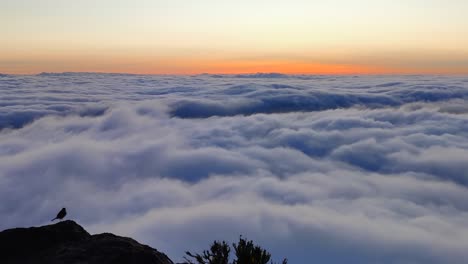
[1, 73, 468, 263]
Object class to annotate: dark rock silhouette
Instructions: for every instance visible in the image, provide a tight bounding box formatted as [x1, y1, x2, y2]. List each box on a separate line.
[0, 220, 174, 264]
[51, 207, 67, 221]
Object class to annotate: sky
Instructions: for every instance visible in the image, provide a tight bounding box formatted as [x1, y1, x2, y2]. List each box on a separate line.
[1, 0, 468, 74]
[1, 73, 468, 263]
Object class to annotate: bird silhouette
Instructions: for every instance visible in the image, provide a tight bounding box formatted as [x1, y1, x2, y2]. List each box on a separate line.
[51, 208, 67, 221]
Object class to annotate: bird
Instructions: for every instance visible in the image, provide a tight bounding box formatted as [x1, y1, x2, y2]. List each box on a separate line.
[51, 207, 67, 221]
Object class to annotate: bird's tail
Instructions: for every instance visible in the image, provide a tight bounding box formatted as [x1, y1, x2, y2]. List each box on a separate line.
[51, 217, 57, 221]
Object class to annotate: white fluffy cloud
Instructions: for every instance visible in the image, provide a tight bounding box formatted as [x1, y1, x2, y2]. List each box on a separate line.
[1, 73, 468, 263]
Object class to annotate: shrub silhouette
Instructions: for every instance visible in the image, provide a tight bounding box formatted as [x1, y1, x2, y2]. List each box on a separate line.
[184, 240, 230, 264]
[184, 236, 287, 264]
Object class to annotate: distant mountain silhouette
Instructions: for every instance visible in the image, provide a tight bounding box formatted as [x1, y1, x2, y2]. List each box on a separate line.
[234, 72, 287, 78]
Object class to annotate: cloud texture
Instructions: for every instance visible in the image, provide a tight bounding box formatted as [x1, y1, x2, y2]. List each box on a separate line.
[1, 73, 468, 263]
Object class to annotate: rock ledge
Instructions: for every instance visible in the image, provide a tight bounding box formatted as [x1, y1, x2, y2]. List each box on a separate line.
[0, 220, 174, 264]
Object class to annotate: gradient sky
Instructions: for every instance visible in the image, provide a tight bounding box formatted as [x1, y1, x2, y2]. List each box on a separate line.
[2, 0, 468, 74]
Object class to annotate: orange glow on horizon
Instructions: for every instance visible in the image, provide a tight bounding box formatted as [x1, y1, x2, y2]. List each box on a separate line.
[176, 60, 397, 75]
[2, 56, 467, 75]
[3, 1, 468, 76]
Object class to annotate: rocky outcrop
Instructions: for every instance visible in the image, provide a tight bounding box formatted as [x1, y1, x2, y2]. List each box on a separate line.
[0, 220, 174, 264]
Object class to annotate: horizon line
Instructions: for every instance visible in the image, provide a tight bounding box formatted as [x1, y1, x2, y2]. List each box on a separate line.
[2, 71, 468, 77]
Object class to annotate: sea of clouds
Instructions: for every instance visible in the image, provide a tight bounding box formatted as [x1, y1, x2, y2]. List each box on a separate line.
[1, 73, 468, 263]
